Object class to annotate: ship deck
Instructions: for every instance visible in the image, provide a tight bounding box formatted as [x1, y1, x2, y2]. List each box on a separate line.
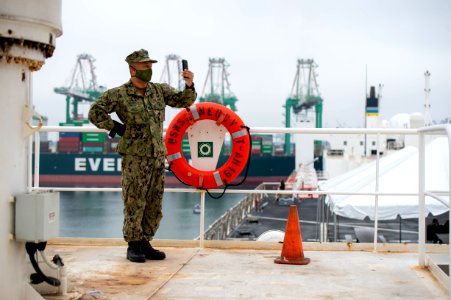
[38, 239, 449, 300]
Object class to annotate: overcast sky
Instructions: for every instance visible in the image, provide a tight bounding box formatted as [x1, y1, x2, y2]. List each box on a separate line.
[33, 0, 451, 129]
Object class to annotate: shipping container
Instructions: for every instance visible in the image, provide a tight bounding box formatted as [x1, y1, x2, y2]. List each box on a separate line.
[59, 136, 80, 143]
[251, 135, 262, 155]
[258, 134, 273, 155]
[58, 142, 78, 146]
[59, 132, 81, 138]
[274, 150, 285, 156]
[261, 135, 273, 155]
[221, 144, 231, 156]
[81, 142, 105, 147]
[262, 144, 273, 155]
[57, 146, 80, 153]
[57, 135, 80, 153]
[182, 138, 190, 154]
[34, 141, 51, 153]
[82, 132, 106, 143]
[82, 147, 104, 153]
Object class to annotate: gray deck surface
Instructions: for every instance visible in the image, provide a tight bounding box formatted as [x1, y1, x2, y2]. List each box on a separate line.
[42, 244, 448, 300]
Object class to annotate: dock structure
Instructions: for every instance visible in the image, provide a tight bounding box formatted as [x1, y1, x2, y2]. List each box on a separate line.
[204, 182, 432, 244]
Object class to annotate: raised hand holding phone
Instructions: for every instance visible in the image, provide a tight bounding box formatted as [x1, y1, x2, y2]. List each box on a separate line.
[181, 59, 194, 88]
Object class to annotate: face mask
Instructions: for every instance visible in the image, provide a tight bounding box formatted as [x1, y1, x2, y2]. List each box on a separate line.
[133, 67, 152, 82]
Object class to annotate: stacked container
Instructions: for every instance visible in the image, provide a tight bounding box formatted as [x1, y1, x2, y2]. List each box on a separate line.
[58, 132, 80, 153]
[251, 135, 262, 155]
[222, 141, 231, 156]
[81, 132, 106, 153]
[182, 133, 190, 154]
[39, 141, 50, 153]
[261, 134, 274, 156]
[251, 135, 275, 156]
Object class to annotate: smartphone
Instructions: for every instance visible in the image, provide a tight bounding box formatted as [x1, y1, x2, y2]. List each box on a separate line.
[182, 59, 188, 70]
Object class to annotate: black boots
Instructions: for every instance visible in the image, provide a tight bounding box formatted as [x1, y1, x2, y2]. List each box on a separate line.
[141, 240, 166, 260]
[126, 241, 145, 263]
[126, 241, 166, 262]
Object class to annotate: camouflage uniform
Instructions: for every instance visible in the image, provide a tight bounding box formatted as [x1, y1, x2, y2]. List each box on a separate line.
[89, 56, 196, 242]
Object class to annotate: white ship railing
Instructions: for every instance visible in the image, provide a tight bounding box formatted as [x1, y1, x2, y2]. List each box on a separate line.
[417, 125, 451, 292]
[29, 125, 451, 291]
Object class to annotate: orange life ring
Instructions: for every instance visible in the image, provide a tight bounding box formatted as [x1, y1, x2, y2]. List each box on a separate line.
[165, 102, 250, 189]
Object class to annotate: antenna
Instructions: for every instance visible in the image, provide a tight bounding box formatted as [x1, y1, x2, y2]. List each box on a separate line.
[364, 65, 368, 156]
[378, 83, 383, 113]
[423, 70, 432, 126]
[365, 64, 368, 98]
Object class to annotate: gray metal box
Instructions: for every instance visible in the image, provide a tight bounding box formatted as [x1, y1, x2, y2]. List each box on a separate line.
[15, 192, 59, 241]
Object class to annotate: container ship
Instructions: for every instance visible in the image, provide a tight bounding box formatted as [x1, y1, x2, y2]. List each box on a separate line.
[36, 131, 295, 188]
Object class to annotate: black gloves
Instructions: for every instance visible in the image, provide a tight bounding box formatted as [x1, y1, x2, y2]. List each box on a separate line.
[109, 120, 126, 138]
[185, 82, 195, 91]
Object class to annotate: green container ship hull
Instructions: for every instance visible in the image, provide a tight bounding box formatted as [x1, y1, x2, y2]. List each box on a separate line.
[35, 153, 295, 188]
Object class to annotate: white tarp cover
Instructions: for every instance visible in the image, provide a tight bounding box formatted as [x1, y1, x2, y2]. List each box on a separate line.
[320, 137, 449, 220]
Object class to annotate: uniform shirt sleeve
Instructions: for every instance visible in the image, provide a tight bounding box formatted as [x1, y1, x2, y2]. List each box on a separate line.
[88, 89, 117, 131]
[158, 83, 197, 108]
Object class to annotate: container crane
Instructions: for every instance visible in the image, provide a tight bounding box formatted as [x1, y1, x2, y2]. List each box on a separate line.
[159, 54, 189, 128]
[160, 54, 184, 91]
[284, 59, 323, 155]
[54, 54, 106, 125]
[199, 58, 238, 112]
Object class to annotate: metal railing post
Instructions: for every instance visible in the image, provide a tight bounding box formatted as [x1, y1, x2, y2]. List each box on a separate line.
[418, 133, 426, 267]
[27, 134, 33, 193]
[199, 191, 206, 248]
[373, 133, 380, 252]
[34, 131, 41, 188]
[445, 125, 451, 296]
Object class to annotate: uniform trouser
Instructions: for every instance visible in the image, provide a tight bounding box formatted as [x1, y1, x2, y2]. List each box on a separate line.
[121, 154, 165, 242]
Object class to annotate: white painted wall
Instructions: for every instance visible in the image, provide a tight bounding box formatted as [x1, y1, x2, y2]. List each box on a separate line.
[0, 62, 30, 300]
[0, 1, 61, 298]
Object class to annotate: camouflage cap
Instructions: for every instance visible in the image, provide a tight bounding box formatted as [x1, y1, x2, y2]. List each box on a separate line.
[125, 49, 158, 64]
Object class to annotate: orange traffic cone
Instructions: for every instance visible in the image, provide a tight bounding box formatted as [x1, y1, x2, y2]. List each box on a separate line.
[274, 205, 310, 265]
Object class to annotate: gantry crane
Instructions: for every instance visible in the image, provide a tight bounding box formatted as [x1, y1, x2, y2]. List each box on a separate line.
[54, 54, 106, 124]
[199, 58, 238, 112]
[159, 54, 185, 91]
[284, 59, 323, 155]
[159, 54, 191, 128]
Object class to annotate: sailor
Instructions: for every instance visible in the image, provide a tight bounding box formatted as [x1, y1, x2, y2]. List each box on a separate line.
[88, 49, 196, 262]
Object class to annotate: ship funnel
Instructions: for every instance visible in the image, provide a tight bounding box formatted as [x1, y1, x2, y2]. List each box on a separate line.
[366, 86, 379, 111]
[369, 86, 376, 99]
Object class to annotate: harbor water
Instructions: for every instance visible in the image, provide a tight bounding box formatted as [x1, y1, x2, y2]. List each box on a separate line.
[59, 191, 245, 240]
